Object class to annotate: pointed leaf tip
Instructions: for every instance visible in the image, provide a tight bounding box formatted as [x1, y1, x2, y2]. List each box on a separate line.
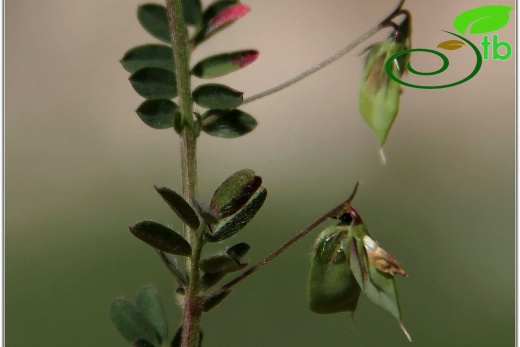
[399, 321, 412, 342]
[154, 186, 200, 230]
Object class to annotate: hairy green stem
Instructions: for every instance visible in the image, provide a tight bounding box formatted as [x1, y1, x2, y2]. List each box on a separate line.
[166, 1, 201, 347]
[166, 0, 194, 127]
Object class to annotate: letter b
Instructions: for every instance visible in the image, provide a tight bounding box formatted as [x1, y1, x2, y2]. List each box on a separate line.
[492, 34, 512, 60]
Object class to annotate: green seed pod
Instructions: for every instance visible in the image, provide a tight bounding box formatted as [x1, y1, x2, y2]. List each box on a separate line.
[359, 17, 411, 146]
[343, 206, 411, 341]
[307, 226, 361, 314]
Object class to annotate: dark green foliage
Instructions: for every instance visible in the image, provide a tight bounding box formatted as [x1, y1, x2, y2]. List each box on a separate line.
[199, 254, 246, 274]
[225, 242, 250, 259]
[200, 243, 250, 289]
[138, 4, 170, 43]
[181, 0, 203, 27]
[110, 298, 161, 346]
[130, 68, 177, 99]
[202, 291, 230, 312]
[192, 50, 259, 78]
[206, 187, 267, 242]
[210, 169, 262, 218]
[157, 251, 188, 285]
[202, 109, 257, 138]
[154, 186, 200, 229]
[193, 83, 243, 109]
[200, 272, 226, 290]
[136, 286, 168, 343]
[129, 221, 192, 256]
[121, 44, 174, 73]
[136, 99, 178, 129]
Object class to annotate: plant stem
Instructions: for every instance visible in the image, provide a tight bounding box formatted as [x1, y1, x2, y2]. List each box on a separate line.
[204, 183, 360, 303]
[166, 1, 201, 347]
[242, 0, 406, 105]
[166, 0, 194, 127]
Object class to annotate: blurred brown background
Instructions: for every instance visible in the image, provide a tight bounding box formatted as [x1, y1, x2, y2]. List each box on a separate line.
[6, 1, 515, 346]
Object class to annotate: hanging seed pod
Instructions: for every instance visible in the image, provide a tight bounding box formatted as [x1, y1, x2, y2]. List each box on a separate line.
[342, 206, 411, 341]
[307, 226, 361, 314]
[359, 15, 412, 146]
[308, 198, 411, 341]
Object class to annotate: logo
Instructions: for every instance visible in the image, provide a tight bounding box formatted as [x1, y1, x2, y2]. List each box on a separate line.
[385, 5, 513, 89]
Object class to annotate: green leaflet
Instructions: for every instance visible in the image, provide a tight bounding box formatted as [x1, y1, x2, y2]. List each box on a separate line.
[136, 286, 168, 344]
[137, 4, 170, 43]
[192, 50, 259, 78]
[193, 83, 243, 109]
[121, 44, 174, 73]
[201, 109, 257, 138]
[210, 169, 262, 218]
[110, 298, 161, 346]
[206, 187, 267, 242]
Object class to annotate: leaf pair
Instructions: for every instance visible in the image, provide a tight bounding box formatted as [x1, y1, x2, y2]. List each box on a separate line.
[122, 2, 259, 137]
[204, 169, 267, 242]
[110, 286, 168, 346]
[189, 2, 259, 139]
[129, 186, 202, 257]
[120, 4, 180, 129]
[307, 206, 410, 341]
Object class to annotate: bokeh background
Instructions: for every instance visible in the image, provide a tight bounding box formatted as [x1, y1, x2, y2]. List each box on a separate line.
[6, 1, 515, 346]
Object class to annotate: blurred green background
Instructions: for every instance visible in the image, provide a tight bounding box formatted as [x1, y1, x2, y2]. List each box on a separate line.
[6, 0, 514, 346]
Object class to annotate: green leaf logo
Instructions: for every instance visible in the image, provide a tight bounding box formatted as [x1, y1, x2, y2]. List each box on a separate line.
[453, 5, 513, 35]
